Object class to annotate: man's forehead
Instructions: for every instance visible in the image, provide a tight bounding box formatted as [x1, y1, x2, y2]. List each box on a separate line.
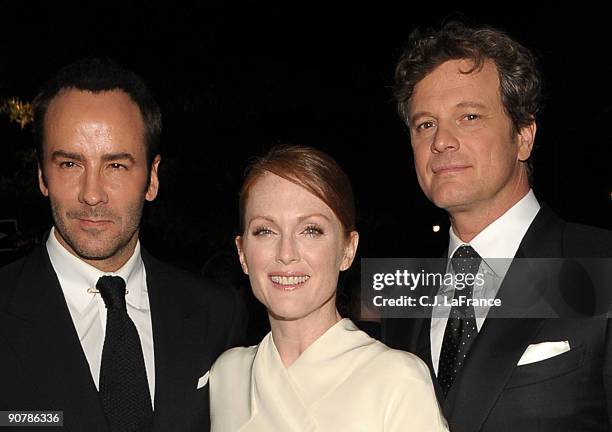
[408, 59, 501, 115]
[42, 89, 147, 158]
[47, 88, 138, 115]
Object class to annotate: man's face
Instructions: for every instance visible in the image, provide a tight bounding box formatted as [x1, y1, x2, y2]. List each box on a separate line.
[38, 89, 160, 270]
[408, 59, 534, 217]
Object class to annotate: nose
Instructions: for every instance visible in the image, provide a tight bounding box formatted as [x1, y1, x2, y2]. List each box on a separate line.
[431, 122, 460, 154]
[78, 169, 109, 206]
[276, 234, 300, 265]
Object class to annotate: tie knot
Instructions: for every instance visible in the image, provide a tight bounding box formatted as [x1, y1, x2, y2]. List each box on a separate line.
[97, 275, 127, 310]
[451, 245, 482, 275]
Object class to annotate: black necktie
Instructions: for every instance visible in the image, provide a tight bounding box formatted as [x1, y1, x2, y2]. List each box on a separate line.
[97, 275, 153, 432]
[438, 245, 482, 397]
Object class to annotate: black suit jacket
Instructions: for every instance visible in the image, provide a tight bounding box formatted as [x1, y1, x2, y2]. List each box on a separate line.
[0, 241, 245, 431]
[382, 205, 612, 431]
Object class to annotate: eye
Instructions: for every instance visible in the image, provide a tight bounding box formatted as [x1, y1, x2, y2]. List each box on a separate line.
[464, 114, 480, 121]
[302, 224, 324, 237]
[252, 226, 275, 236]
[59, 161, 77, 169]
[416, 120, 436, 131]
[109, 163, 127, 170]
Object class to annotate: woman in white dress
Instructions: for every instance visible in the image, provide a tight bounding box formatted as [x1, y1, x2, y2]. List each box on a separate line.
[210, 145, 448, 431]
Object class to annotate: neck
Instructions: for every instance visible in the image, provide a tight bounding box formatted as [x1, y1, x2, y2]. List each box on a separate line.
[449, 183, 530, 243]
[269, 302, 341, 368]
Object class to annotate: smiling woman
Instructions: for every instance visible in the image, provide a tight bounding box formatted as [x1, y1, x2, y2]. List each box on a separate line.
[209, 145, 449, 431]
[235, 146, 358, 338]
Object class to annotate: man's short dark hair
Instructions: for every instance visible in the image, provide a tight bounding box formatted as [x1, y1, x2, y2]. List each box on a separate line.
[394, 21, 542, 175]
[32, 57, 162, 169]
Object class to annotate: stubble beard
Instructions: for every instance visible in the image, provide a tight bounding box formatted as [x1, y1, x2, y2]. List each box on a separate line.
[50, 199, 144, 262]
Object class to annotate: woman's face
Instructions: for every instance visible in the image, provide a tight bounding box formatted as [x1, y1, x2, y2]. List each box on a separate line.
[236, 172, 358, 322]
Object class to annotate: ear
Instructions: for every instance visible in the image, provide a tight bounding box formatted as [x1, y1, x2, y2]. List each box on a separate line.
[517, 121, 537, 162]
[145, 155, 161, 202]
[38, 164, 49, 197]
[340, 231, 359, 271]
[235, 235, 249, 275]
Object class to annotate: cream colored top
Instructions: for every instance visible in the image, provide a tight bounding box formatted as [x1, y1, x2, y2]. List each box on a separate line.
[210, 319, 448, 431]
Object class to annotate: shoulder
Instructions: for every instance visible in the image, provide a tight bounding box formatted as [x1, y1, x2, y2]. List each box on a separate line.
[211, 345, 257, 377]
[0, 254, 27, 281]
[526, 205, 612, 257]
[357, 344, 446, 429]
[142, 248, 239, 305]
[215, 345, 258, 365]
[209, 345, 257, 429]
[0, 257, 24, 310]
[345, 327, 433, 385]
[0, 246, 45, 310]
[338, 320, 432, 383]
[373, 346, 433, 383]
[142, 249, 246, 345]
[563, 223, 612, 256]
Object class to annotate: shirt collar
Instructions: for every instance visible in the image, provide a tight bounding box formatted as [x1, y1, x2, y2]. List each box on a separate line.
[447, 189, 540, 277]
[46, 227, 149, 314]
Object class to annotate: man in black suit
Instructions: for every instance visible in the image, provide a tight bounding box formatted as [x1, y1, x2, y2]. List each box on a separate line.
[0, 58, 244, 431]
[382, 22, 612, 431]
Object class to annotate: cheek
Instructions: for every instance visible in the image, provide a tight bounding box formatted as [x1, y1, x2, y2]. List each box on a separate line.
[108, 176, 150, 205]
[306, 243, 344, 281]
[47, 180, 78, 203]
[243, 245, 273, 279]
[249, 277, 267, 304]
[412, 148, 431, 179]
[482, 140, 517, 177]
[107, 172, 141, 191]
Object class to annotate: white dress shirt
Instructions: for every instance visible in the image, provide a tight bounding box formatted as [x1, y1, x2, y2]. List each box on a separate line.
[46, 227, 155, 406]
[431, 189, 541, 374]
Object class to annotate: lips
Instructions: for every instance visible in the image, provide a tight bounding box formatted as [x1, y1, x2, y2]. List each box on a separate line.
[269, 273, 310, 291]
[431, 164, 470, 174]
[78, 218, 112, 227]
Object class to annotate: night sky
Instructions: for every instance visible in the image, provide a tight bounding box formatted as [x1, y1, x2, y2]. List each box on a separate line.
[2, 4, 611, 275]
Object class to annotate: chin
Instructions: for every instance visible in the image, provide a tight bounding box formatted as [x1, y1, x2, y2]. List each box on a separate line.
[72, 244, 121, 261]
[266, 299, 318, 322]
[430, 185, 476, 211]
[267, 309, 308, 322]
[66, 233, 128, 261]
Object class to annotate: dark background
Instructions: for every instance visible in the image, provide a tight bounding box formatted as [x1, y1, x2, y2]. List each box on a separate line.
[2, 4, 611, 280]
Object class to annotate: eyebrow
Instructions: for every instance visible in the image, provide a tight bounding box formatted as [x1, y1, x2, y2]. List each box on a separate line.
[248, 216, 276, 226]
[101, 152, 136, 164]
[247, 213, 332, 227]
[51, 150, 84, 162]
[456, 101, 488, 110]
[298, 213, 331, 223]
[408, 110, 433, 126]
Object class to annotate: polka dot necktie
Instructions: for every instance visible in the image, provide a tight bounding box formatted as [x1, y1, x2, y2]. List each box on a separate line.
[97, 275, 153, 432]
[438, 245, 482, 397]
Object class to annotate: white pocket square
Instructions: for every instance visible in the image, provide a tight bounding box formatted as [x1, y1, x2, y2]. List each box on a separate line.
[196, 371, 210, 389]
[517, 341, 570, 366]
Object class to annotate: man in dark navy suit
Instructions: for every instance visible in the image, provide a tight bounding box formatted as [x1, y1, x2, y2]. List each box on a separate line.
[383, 22, 612, 432]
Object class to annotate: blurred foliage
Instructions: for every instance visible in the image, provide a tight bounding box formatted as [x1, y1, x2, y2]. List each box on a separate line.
[0, 101, 49, 256]
[0, 98, 33, 129]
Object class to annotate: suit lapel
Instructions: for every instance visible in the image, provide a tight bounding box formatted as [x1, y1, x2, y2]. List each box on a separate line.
[443, 254, 546, 430]
[0, 245, 107, 431]
[416, 257, 448, 399]
[444, 206, 565, 431]
[143, 251, 211, 430]
[444, 317, 545, 431]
